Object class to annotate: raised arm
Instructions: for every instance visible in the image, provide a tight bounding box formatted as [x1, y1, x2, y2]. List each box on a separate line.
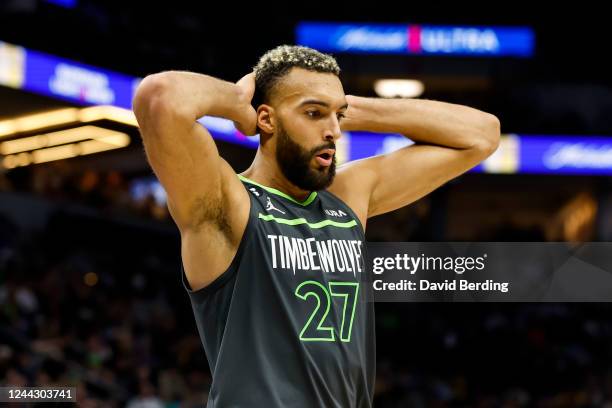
[132, 71, 255, 231]
[330, 95, 500, 224]
[132, 71, 256, 289]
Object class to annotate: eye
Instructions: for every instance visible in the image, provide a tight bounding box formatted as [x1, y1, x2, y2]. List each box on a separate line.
[306, 110, 320, 118]
[336, 113, 346, 120]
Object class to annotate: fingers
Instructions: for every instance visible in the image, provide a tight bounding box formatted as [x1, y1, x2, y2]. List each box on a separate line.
[234, 73, 257, 136]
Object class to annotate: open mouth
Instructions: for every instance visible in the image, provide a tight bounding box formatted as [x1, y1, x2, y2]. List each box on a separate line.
[315, 148, 335, 167]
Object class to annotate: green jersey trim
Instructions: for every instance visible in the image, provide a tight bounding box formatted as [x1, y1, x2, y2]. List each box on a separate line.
[238, 174, 317, 206]
[258, 213, 358, 229]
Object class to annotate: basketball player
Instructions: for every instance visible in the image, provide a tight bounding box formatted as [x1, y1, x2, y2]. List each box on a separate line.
[132, 45, 500, 407]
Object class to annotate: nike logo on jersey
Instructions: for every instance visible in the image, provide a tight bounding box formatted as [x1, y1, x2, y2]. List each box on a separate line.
[266, 196, 286, 214]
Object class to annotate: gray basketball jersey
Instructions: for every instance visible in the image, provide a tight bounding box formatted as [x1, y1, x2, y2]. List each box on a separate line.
[182, 175, 375, 407]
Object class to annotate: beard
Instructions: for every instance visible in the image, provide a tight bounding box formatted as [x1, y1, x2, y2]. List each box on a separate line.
[275, 122, 336, 191]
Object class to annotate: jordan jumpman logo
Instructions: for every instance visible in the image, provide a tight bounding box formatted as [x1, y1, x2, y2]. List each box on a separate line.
[265, 196, 286, 214]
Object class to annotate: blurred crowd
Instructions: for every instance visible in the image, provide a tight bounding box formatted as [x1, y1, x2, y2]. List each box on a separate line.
[0, 162, 170, 222]
[0, 212, 206, 407]
[374, 301, 612, 407]
[1, 168, 612, 407]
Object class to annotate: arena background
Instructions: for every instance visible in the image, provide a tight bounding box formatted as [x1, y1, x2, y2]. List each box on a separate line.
[1, 1, 612, 406]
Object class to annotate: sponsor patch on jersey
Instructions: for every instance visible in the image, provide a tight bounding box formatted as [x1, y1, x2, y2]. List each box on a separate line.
[324, 209, 347, 218]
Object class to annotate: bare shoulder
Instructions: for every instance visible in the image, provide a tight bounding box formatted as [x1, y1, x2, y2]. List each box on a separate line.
[327, 159, 378, 230]
[180, 159, 250, 292]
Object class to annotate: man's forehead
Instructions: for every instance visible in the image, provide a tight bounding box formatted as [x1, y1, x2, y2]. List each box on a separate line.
[275, 69, 345, 106]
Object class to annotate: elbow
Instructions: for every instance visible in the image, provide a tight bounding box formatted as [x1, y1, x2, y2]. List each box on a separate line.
[133, 73, 171, 113]
[132, 73, 191, 123]
[473, 113, 501, 156]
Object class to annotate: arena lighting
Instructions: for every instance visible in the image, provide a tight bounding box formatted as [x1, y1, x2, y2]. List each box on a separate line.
[374, 79, 425, 98]
[0, 106, 137, 139]
[0, 108, 79, 137]
[1, 126, 130, 169]
[78, 105, 138, 127]
[44, 0, 78, 8]
[1, 125, 125, 154]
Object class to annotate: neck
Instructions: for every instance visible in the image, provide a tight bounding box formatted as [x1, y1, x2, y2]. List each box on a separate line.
[241, 148, 312, 202]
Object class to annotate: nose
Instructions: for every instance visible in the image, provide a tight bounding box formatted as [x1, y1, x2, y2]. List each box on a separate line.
[324, 117, 342, 142]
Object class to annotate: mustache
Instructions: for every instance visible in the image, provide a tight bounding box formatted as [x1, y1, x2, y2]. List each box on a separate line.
[308, 142, 336, 157]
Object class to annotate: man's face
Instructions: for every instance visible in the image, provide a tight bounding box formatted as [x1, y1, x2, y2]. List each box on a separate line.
[275, 119, 336, 191]
[271, 68, 347, 191]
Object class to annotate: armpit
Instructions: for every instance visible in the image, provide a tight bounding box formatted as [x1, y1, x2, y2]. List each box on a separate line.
[188, 195, 232, 238]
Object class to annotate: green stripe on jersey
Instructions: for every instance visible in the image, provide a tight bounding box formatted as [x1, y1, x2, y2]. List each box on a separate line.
[258, 213, 357, 229]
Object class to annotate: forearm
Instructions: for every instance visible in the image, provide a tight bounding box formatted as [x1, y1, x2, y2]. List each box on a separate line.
[135, 71, 247, 123]
[341, 95, 500, 150]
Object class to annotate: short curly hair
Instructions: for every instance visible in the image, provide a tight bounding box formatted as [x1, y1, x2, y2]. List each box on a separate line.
[252, 45, 340, 108]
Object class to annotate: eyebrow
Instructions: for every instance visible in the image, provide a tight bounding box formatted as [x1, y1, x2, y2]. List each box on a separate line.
[298, 99, 348, 110]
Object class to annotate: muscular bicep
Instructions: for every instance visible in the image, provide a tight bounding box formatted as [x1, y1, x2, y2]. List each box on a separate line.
[133, 78, 225, 231]
[367, 143, 494, 217]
